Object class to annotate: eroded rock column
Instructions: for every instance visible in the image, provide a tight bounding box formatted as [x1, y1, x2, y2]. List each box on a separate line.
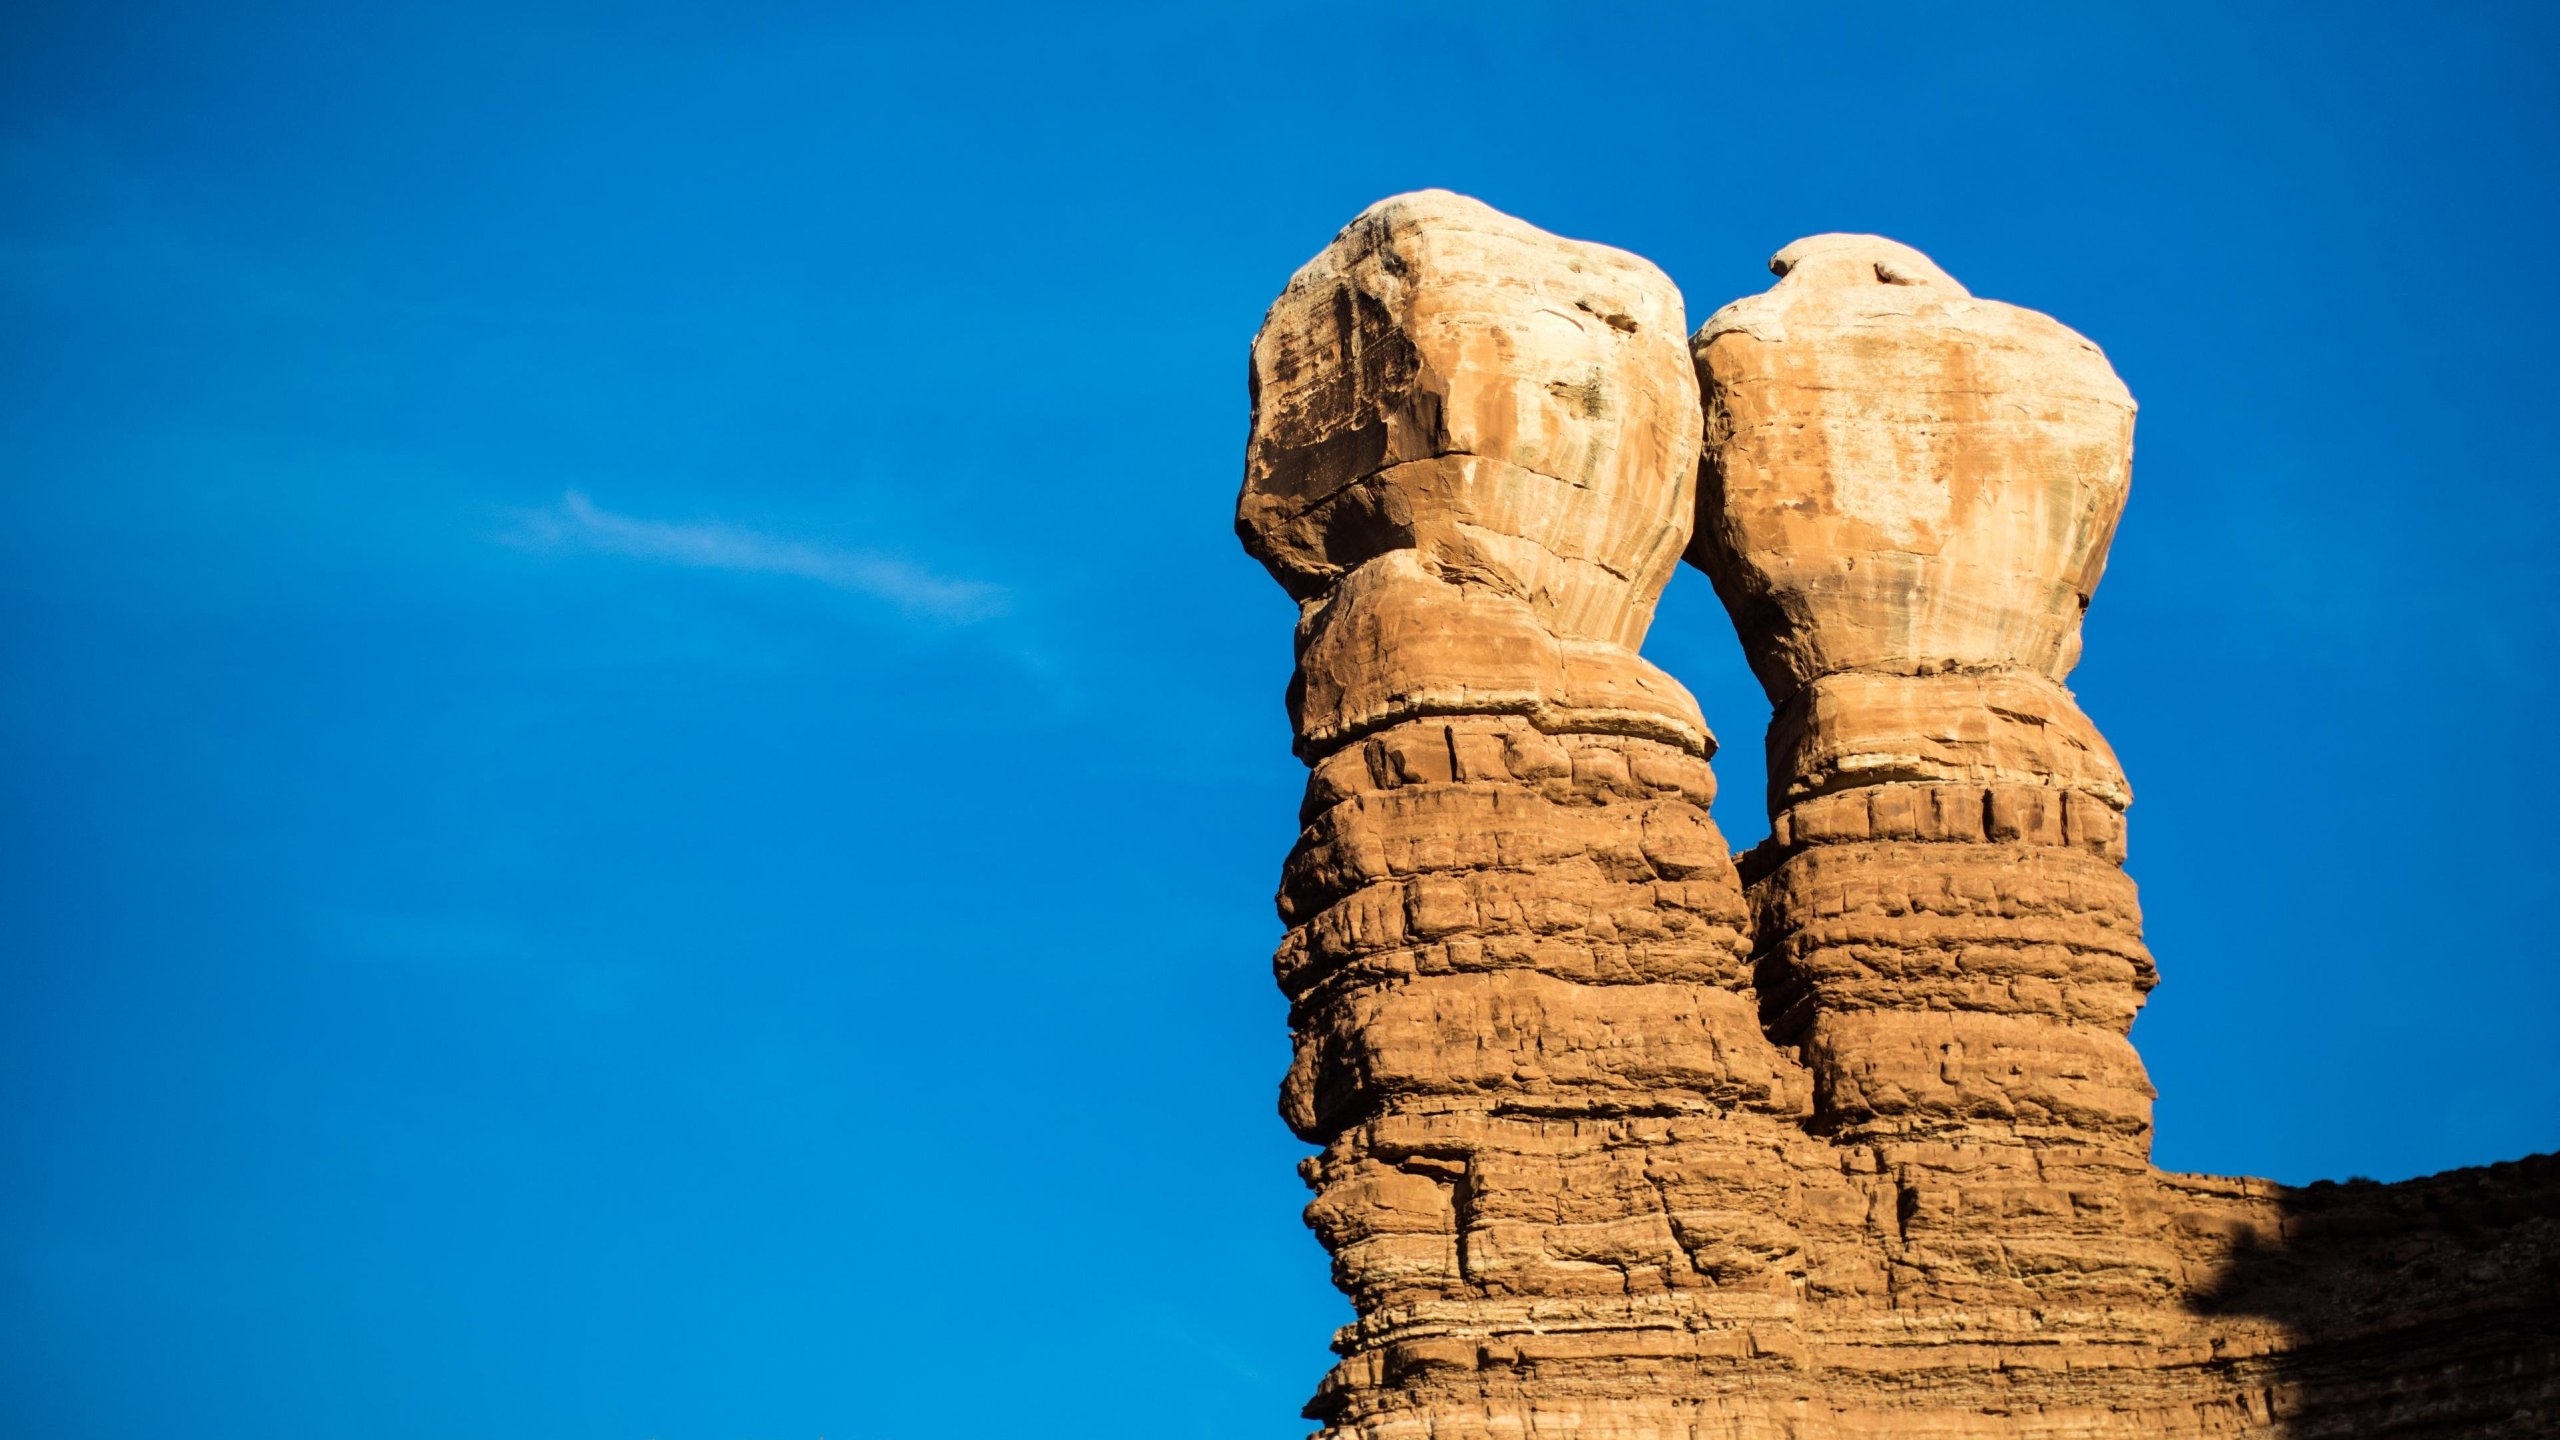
[1239, 205, 2560, 1439]
[1241, 192, 1834, 1439]
[1690, 234, 2156, 1159]
[1679, 238, 2240, 1411]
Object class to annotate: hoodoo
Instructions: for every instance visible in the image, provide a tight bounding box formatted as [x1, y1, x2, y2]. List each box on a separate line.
[1241, 195, 2559, 1438]
[1692, 229, 2157, 1158]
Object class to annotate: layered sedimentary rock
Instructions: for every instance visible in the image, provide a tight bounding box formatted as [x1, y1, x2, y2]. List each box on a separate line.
[1686, 233, 2556, 1434]
[1241, 191, 1834, 1437]
[1692, 231, 2155, 1155]
[1240, 198, 2558, 1438]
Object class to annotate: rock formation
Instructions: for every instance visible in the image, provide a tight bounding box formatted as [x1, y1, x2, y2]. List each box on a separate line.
[1241, 194, 2558, 1438]
[1694, 231, 2153, 1160]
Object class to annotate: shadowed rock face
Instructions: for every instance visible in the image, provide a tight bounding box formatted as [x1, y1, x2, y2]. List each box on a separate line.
[1239, 197, 2558, 1438]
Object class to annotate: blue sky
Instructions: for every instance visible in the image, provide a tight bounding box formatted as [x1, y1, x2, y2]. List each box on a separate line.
[3, 3, 2555, 1437]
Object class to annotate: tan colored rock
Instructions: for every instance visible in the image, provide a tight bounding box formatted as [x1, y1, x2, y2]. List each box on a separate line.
[1241, 205, 2558, 1440]
[1694, 235, 2156, 1154]
[1240, 190, 1710, 756]
[1243, 195, 1825, 1437]
[1690, 233, 2134, 703]
[1771, 668, 2128, 809]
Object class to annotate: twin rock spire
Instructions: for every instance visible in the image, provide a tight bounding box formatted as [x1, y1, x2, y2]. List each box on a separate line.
[1233, 192, 2556, 1438]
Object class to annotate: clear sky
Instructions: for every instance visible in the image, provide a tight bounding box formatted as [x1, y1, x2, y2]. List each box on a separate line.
[4, 3, 2555, 1437]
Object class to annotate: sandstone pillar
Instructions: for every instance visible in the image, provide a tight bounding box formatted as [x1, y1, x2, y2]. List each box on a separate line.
[1239, 206, 2558, 1439]
[1689, 234, 2157, 1160]
[1241, 192, 1831, 1439]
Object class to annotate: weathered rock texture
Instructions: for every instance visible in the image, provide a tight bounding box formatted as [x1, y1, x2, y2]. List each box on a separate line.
[1239, 189, 1710, 758]
[1241, 196, 2558, 1438]
[1694, 231, 2153, 1158]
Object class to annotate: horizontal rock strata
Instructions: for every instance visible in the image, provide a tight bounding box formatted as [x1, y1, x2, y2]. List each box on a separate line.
[1693, 232, 2157, 1159]
[1240, 197, 2557, 1438]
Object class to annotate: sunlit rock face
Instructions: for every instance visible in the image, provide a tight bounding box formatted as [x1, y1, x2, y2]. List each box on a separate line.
[1240, 189, 1711, 758]
[1692, 233, 2134, 697]
[1239, 200, 2559, 1440]
[1242, 193, 1833, 1439]
[1691, 234, 2155, 1156]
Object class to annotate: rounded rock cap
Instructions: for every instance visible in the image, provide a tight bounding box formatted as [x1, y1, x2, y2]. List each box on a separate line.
[1766, 234, 1969, 295]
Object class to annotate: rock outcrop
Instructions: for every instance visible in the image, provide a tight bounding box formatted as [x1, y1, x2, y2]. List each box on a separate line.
[1239, 189, 1710, 758]
[1240, 195, 2559, 1438]
[1694, 231, 2153, 1160]
[1240, 191, 1829, 1437]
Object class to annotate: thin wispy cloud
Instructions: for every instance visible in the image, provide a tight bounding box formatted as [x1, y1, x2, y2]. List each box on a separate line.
[505, 491, 1007, 622]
